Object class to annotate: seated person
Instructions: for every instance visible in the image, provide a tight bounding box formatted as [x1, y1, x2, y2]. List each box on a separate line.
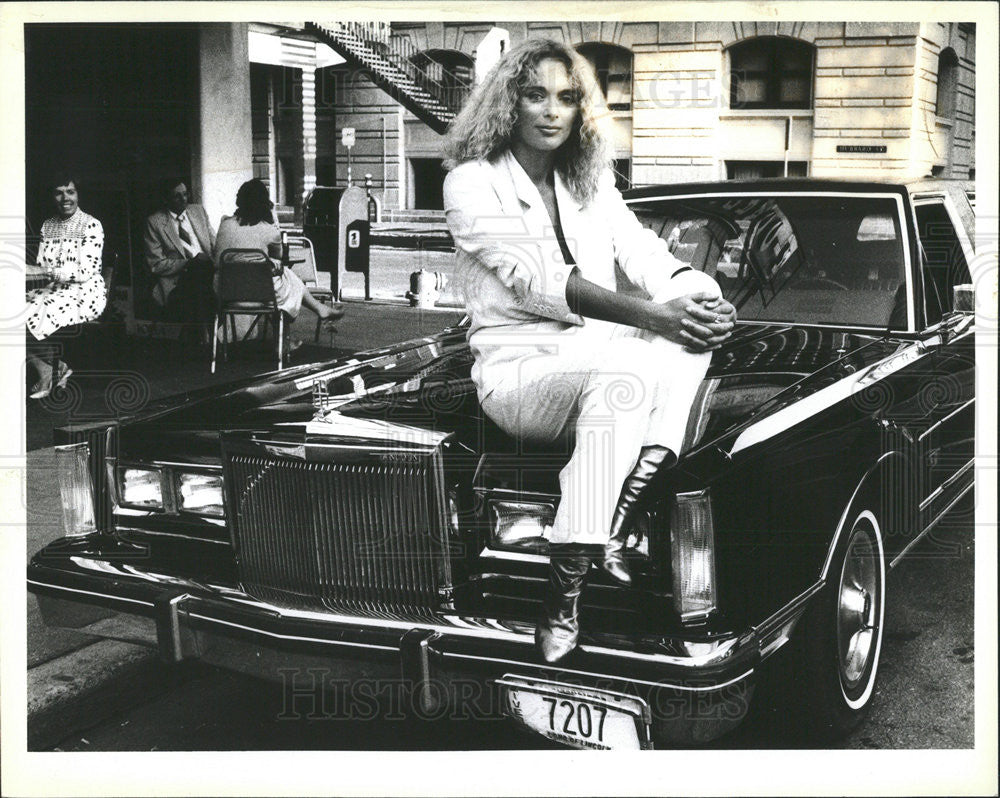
[143, 178, 216, 344]
[26, 172, 106, 398]
[442, 39, 735, 665]
[213, 179, 343, 352]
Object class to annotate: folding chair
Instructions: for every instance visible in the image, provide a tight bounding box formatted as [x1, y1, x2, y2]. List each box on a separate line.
[212, 248, 285, 374]
[286, 234, 336, 343]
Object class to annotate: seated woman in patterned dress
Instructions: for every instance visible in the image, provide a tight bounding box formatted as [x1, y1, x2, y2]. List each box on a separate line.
[213, 179, 343, 352]
[26, 174, 106, 399]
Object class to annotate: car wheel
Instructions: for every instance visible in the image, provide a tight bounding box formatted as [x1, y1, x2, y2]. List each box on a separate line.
[801, 509, 886, 740]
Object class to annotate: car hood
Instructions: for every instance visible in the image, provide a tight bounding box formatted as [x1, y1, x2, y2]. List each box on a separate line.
[118, 323, 900, 464]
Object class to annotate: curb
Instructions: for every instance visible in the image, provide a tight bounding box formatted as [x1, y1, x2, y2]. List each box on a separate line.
[27, 639, 181, 750]
[339, 295, 464, 312]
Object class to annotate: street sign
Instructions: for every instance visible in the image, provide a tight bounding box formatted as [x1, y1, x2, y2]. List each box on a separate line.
[341, 127, 356, 148]
[836, 144, 887, 154]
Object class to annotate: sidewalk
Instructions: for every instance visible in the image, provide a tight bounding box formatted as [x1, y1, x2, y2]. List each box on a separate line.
[26, 298, 464, 749]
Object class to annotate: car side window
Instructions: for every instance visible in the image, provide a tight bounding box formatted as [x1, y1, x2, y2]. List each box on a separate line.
[914, 200, 972, 325]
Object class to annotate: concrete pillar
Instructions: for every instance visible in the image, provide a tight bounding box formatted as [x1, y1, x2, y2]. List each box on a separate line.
[301, 66, 317, 220]
[194, 23, 254, 229]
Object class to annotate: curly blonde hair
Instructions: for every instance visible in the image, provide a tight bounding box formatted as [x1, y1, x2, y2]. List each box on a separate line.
[443, 38, 613, 206]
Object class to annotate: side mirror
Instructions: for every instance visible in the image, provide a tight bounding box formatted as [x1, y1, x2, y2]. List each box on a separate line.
[952, 284, 974, 314]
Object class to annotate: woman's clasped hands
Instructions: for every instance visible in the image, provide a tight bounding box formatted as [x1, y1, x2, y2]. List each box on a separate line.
[647, 291, 737, 352]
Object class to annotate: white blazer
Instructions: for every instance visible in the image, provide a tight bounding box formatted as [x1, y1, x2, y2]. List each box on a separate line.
[443, 150, 693, 399]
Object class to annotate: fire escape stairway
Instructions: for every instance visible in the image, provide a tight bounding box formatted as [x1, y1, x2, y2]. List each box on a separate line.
[307, 22, 467, 135]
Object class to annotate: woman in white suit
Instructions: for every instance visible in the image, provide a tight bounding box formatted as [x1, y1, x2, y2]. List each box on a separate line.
[443, 38, 737, 663]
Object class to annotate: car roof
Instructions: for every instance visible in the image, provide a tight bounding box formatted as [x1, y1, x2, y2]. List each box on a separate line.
[623, 178, 917, 201]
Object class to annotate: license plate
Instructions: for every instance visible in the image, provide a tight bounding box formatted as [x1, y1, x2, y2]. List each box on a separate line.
[497, 674, 652, 750]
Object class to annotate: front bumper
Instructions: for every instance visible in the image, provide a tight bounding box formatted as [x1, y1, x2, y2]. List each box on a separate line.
[27, 542, 786, 746]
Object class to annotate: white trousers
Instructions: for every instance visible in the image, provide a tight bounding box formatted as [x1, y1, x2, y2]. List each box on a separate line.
[480, 270, 719, 545]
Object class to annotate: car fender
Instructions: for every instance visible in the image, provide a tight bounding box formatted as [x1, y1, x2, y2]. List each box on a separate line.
[819, 449, 903, 583]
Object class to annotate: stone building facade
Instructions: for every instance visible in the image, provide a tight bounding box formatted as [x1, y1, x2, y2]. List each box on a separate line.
[327, 20, 976, 210]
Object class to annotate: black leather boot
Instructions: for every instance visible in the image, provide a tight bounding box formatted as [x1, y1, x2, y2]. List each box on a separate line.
[602, 445, 677, 586]
[536, 544, 600, 664]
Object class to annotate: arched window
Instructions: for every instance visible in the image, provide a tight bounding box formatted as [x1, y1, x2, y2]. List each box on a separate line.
[729, 37, 814, 110]
[935, 48, 959, 118]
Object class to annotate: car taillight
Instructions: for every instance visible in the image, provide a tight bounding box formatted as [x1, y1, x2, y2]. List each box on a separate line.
[670, 489, 717, 622]
[54, 443, 97, 537]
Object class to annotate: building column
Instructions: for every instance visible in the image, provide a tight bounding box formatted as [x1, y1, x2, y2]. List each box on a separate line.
[301, 66, 317, 219]
[194, 23, 254, 228]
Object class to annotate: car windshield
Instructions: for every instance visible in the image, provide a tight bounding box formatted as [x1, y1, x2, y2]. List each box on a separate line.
[631, 194, 908, 328]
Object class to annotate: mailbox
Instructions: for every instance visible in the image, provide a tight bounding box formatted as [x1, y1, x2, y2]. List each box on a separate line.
[303, 185, 371, 300]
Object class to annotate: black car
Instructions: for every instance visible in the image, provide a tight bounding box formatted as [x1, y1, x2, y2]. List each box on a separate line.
[28, 179, 976, 749]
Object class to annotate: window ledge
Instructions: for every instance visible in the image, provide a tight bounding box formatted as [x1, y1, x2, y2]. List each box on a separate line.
[719, 109, 815, 119]
[934, 115, 955, 128]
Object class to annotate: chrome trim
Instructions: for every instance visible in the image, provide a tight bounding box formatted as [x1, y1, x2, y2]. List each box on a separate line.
[917, 398, 975, 442]
[919, 459, 974, 511]
[26, 579, 154, 608]
[756, 581, 825, 641]
[134, 460, 224, 472]
[114, 526, 231, 545]
[731, 339, 934, 456]
[188, 612, 398, 653]
[447, 651, 754, 692]
[820, 452, 900, 581]
[891, 481, 974, 568]
[28, 571, 746, 671]
[478, 547, 548, 563]
[474, 487, 559, 501]
[735, 319, 896, 333]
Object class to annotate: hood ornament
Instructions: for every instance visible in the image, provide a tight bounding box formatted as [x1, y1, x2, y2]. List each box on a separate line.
[312, 377, 337, 420]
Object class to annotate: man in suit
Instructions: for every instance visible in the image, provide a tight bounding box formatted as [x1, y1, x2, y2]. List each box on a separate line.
[143, 178, 216, 343]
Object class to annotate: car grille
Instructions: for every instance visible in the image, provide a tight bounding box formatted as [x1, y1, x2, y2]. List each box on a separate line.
[223, 442, 452, 613]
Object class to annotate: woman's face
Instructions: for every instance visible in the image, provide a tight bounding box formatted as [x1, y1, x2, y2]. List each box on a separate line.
[52, 182, 79, 219]
[513, 58, 578, 156]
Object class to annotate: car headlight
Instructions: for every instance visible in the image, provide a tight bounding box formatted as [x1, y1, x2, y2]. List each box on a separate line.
[670, 489, 717, 622]
[175, 472, 224, 517]
[489, 499, 555, 553]
[121, 467, 164, 509]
